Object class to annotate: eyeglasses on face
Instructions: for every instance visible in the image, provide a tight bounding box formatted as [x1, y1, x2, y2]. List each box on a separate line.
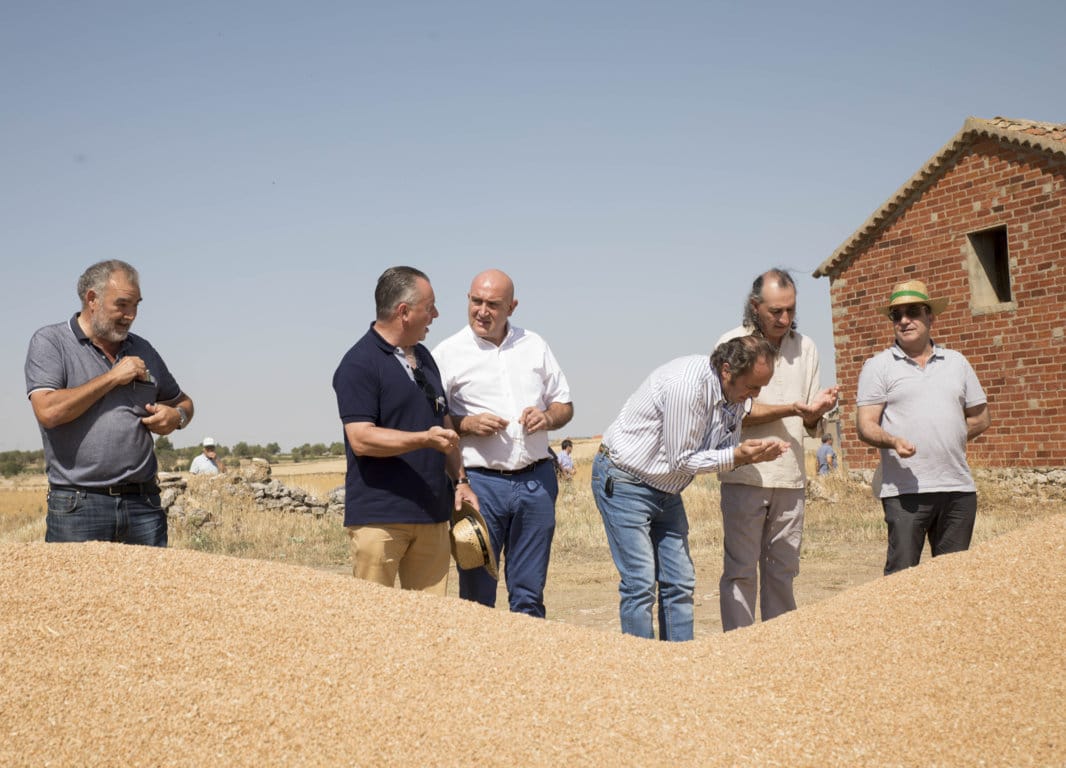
[889, 305, 928, 323]
[412, 366, 445, 415]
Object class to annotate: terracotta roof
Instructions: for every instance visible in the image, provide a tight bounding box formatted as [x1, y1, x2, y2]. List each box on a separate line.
[813, 116, 1066, 278]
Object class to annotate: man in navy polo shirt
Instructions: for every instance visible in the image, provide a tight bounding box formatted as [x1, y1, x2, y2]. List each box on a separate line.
[25, 260, 195, 546]
[333, 266, 478, 595]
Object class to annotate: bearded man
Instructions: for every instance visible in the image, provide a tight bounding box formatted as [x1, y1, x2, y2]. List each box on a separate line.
[25, 260, 194, 546]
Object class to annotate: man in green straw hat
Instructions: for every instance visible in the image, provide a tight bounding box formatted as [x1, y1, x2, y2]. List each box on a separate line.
[856, 279, 991, 575]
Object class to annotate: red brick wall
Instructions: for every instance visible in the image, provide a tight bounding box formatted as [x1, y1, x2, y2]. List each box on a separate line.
[829, 139, 1066, 471]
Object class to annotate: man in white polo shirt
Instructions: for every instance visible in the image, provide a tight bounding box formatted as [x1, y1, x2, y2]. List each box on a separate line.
[856, 279, 990, 575]
[432, 269, 573, 617]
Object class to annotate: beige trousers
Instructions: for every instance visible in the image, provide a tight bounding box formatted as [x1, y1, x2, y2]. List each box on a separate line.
[719, 484, 804, 631]
[347, 521, 450, 595]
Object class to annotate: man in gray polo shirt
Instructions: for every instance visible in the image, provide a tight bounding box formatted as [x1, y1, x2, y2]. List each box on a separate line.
[856, 279, 991, 575]
[25, 260, 195, 546]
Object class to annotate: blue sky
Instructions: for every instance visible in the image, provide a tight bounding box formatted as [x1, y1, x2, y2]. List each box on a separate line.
[2, 1, 1063, 451]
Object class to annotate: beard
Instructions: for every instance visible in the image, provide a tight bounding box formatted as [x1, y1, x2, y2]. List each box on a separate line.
[90, 313, 130, 344]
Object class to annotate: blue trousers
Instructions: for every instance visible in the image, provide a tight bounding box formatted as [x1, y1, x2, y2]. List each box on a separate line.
[591, 452, 695, 642]
[459, 461, 558, 617]
[46, 487, 167, 546]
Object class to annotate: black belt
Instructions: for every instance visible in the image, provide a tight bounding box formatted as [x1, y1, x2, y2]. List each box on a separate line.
[50, 482, 161, 497]
[468, 458, 552, 477]
[598, 443, 611, 458]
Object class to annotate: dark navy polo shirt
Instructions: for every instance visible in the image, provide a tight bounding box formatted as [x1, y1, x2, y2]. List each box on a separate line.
[25, 314, 182, 486]
[332, 325, 451, 526]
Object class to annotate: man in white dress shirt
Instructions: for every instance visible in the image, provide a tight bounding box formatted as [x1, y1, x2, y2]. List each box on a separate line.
[432, 269, 573, 617]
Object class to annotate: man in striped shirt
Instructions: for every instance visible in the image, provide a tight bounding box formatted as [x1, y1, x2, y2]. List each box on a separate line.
[592, 336, 789, 641]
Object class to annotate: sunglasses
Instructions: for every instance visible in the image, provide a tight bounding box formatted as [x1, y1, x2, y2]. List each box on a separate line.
[889, 305, 928, 323]
[412, 366, 446, 416]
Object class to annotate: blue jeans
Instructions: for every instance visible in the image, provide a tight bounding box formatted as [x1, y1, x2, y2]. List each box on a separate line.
[46, 487, 167, 546]
[591, 452, 695, 641]
[460, 461, 558, 617]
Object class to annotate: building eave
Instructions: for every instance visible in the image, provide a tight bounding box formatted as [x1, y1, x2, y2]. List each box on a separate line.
[813, 116, 1066, 280]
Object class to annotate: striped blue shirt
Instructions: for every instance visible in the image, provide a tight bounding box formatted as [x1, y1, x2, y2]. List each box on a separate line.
[602, 355, 745, 494]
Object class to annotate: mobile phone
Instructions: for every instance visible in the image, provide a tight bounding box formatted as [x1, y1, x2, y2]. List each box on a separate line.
[605, 476, 614, 497]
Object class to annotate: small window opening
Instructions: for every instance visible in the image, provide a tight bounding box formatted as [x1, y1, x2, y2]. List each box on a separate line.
[967, 225, 1012, 307]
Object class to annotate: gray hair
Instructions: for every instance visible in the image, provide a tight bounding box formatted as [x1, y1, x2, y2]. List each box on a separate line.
[743, 268, 798, 334]
[375, 266, 430, 320]
[77, 260, 139, 304]
[711, 335, 777, 378]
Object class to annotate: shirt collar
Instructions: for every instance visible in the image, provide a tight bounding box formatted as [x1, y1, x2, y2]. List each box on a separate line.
[708, 362, 749, 423]
[743, 322, 795, 343]
[368, 323, 402, 354]
[70, 312, 132, 356]
[69, 313, 87, 342]
[890, 340, 944, 360]
[465, 322, 516, 348]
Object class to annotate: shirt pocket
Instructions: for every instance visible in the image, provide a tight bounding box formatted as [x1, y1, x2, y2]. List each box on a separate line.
[126, 379, 159, 415]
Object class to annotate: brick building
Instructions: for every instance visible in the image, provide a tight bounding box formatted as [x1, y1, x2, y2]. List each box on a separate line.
[814, 116, 1066, 471]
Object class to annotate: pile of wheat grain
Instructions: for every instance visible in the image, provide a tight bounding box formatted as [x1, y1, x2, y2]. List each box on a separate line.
[2, 516, 1063, 766]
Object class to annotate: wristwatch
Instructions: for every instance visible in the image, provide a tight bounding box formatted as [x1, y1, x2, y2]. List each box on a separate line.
[175, 405, 188, 430]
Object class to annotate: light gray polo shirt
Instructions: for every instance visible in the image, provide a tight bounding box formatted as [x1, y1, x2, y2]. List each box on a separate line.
[856, 342, 986, 497]
[25, 315, 182, 487]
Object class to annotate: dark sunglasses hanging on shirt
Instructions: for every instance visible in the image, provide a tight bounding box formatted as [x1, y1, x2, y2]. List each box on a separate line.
[412, 367, 446, 415]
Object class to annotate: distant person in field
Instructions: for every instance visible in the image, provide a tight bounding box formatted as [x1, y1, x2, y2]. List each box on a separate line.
[332, 266, 477, 594]
[24, 260, 194, 546]
[816, 434, 837, 475]
[717, 268, 839, 632]
[432, 269, 573, 618]
[190, 437, 224, 475]
[557, 439, 576, 478]
[856, 279, 990, 575]
[592, 336, 789, 641]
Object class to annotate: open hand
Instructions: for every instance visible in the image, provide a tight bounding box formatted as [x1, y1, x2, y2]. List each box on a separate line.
[735, 438, 790, 466]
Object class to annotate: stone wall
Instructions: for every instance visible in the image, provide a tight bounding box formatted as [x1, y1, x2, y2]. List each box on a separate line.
[845, 466, 1066, 499]
[159, 458, 345, 529]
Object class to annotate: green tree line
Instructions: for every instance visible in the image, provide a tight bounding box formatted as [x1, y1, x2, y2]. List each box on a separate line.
[0, 441, 347, 477]
[154, 439, 345, 473]
[0, 450, 45, 478]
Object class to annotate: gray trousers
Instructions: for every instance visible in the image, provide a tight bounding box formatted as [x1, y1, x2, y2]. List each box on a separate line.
[719, 484, 805, 631]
